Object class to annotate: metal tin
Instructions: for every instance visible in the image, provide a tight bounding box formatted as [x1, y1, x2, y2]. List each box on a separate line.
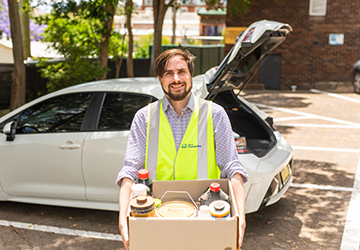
[130, 195, 156, 217]
[209, 200, 230, 218]
[157, 201, 196, 218]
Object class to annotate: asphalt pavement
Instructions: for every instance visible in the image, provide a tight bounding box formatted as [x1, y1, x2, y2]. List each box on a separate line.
[1, 87, 360, 250]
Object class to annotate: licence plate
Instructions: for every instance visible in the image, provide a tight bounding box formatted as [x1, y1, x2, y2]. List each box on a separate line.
[280, 165, 291, 183]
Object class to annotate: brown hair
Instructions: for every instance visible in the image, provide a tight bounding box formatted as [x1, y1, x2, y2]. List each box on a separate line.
[154, 48, 196, 77]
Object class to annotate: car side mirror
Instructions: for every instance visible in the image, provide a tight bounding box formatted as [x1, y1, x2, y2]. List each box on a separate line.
[3, 121, 16, 141]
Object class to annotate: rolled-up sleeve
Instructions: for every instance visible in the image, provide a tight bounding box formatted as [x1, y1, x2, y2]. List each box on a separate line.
[212, 103, 249, 183]
[115, 106, 149, 186]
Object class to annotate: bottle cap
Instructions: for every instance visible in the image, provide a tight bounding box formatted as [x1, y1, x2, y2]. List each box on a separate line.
[210, 182, 220, 192]
[138, 169, 149, 179]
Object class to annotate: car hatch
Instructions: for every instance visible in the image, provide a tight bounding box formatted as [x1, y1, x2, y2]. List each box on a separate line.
[206, 20, 292, 100]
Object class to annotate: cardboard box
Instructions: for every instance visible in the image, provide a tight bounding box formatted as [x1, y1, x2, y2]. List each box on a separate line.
[128, 179, 239, 250]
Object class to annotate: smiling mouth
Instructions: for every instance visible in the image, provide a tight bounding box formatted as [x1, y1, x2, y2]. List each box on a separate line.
[170, 83, 185, 90]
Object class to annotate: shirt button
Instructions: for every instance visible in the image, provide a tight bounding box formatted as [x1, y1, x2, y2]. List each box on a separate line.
[177, 120, 180, 123]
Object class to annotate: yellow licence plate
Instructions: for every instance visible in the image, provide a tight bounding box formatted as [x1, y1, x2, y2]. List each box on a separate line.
[281, 165, 291, 183]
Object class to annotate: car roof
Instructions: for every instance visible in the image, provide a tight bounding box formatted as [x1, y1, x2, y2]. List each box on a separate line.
[56, 77, 165, 99]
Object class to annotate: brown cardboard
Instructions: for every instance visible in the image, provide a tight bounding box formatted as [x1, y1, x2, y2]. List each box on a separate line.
[128, 179, 239, 250]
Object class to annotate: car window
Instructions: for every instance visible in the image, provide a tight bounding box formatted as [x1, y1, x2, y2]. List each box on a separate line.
[17, 93, 92, 134]
[97, 92, 155, 131]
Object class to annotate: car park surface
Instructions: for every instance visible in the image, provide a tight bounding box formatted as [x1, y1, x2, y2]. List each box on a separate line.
[1, 88, 359, 249]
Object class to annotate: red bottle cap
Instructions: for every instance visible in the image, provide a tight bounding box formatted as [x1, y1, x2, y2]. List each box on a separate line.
[210, 182, 220, 192]
[138, 169, 149, 179]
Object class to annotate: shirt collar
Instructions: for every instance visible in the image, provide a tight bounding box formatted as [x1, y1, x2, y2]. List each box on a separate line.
[162, 92, 195, 113]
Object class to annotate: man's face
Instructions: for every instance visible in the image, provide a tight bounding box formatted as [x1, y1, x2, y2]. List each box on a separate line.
[158, 55, 192, 101]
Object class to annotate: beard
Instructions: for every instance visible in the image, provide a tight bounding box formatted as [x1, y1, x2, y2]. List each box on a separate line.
[162, 81, 192, 101]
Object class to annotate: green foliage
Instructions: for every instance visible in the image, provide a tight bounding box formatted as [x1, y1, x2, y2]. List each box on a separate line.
[134, 33, 171, 58]
[38, 59, 108, 92]
[37, 15, 107, 91]
[109, 31, 128, 60]
[35, 0, 127, 92]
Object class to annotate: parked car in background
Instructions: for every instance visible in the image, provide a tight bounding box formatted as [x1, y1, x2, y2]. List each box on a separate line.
[0, 20, 293, 214]
[352, 60, 360, 94]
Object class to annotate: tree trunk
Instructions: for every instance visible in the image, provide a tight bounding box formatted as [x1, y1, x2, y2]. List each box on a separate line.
[149, 0, 174, 76]
[8, 0, 26, 111]
[171, 6, 177, 45]
[20, 0, 31, 59]
[126, 0, 134, 77]
[98, 4, 117, 80]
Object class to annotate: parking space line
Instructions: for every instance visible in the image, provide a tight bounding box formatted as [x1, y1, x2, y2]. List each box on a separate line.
[276, 123, 360, 129]
[291, 183, 353, 192]
[0, 220, 123, 241]
[255, 103, 360, 128]
[340, 155, 360, 250]
[311, 89, 360, 104]
[292, 146, 360, 153]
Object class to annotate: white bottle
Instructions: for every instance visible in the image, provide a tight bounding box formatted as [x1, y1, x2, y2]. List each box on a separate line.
[197, 205, 211, 218]
[131, 183, 148, 198]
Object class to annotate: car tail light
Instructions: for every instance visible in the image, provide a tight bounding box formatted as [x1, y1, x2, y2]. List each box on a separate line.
[243, 28, 254, 43]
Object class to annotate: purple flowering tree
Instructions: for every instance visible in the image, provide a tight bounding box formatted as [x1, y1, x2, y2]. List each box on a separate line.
[0, 0, 46, 41]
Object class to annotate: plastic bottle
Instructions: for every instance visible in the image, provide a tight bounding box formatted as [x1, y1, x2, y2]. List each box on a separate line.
[197, 205, 211, 218]
[198, 182, 230, 206]
[135, 169, 153, 196]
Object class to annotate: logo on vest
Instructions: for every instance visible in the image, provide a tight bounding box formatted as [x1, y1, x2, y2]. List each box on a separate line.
[181, 143, 202, 149]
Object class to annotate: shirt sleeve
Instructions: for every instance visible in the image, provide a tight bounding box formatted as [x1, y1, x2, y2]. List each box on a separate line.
[212, 103, 249, 183]
[115, 106, 148, 186]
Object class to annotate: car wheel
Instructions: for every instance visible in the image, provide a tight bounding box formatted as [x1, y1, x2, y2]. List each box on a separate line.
[353, 71, 360, 94]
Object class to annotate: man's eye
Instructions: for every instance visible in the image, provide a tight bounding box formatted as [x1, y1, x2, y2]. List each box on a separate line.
[164, 72, 172, 76]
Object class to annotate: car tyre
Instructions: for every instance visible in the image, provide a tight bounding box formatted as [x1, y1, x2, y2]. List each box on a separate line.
[353, 71, 360, 94]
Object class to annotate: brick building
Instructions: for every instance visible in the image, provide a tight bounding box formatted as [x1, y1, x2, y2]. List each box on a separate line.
[226, 0, 360, 90]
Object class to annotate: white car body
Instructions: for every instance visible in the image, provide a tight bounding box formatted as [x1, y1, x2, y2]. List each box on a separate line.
[0, 20, 293, 214]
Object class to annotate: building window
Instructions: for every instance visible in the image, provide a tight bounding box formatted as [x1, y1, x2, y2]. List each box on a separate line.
[202, 25, 223, 36]
[309, 0, 327, 16]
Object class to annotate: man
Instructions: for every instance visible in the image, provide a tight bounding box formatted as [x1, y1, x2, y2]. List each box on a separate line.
[116, 48, 248, 249]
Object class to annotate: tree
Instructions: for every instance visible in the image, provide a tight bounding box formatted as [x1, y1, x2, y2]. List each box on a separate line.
[0, 0, 46, 41]
[37, 15, 108, 91]
[171, 1, 179, 45]
[125, 0, 134, 77]
[20, 0, 30, 59]
[109, 31, 128, 78]
[150, 0, 175, 75]
[7, 0, 26, 110]
[49, 0, 120, 80]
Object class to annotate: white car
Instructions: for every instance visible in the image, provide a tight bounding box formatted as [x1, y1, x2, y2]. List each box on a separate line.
[0, 20, 293, 214]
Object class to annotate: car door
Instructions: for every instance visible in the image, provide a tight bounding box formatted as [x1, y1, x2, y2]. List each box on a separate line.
[82, 92, 156, 202]
[0, 92, 92, 200]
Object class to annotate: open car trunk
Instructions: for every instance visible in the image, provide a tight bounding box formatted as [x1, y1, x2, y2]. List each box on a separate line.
[213, 89, 276, 157]
[203, 20, 292, 157]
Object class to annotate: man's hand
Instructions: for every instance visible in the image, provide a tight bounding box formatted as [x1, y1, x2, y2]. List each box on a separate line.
[231, 173, 246, 249]
[119, 177, 133, 250]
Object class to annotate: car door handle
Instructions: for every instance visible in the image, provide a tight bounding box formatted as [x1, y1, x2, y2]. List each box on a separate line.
[59, 143, 81, 149]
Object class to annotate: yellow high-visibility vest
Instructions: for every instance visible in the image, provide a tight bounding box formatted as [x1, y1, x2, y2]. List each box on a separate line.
[145, 97, 220, 180]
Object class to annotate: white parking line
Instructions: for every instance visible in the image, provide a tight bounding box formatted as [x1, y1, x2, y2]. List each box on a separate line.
[0, 220, 123, 241]
[311, 89, 360, 104]
[276, 123, 360, 129]
[340, 155, 360, 250]
[292, 145, 360, 153]
[255, 103, 360, 128]
[291, 183, 353, 192]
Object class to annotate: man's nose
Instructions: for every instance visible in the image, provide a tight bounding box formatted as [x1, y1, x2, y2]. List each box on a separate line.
[173, 72, 181, 82]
